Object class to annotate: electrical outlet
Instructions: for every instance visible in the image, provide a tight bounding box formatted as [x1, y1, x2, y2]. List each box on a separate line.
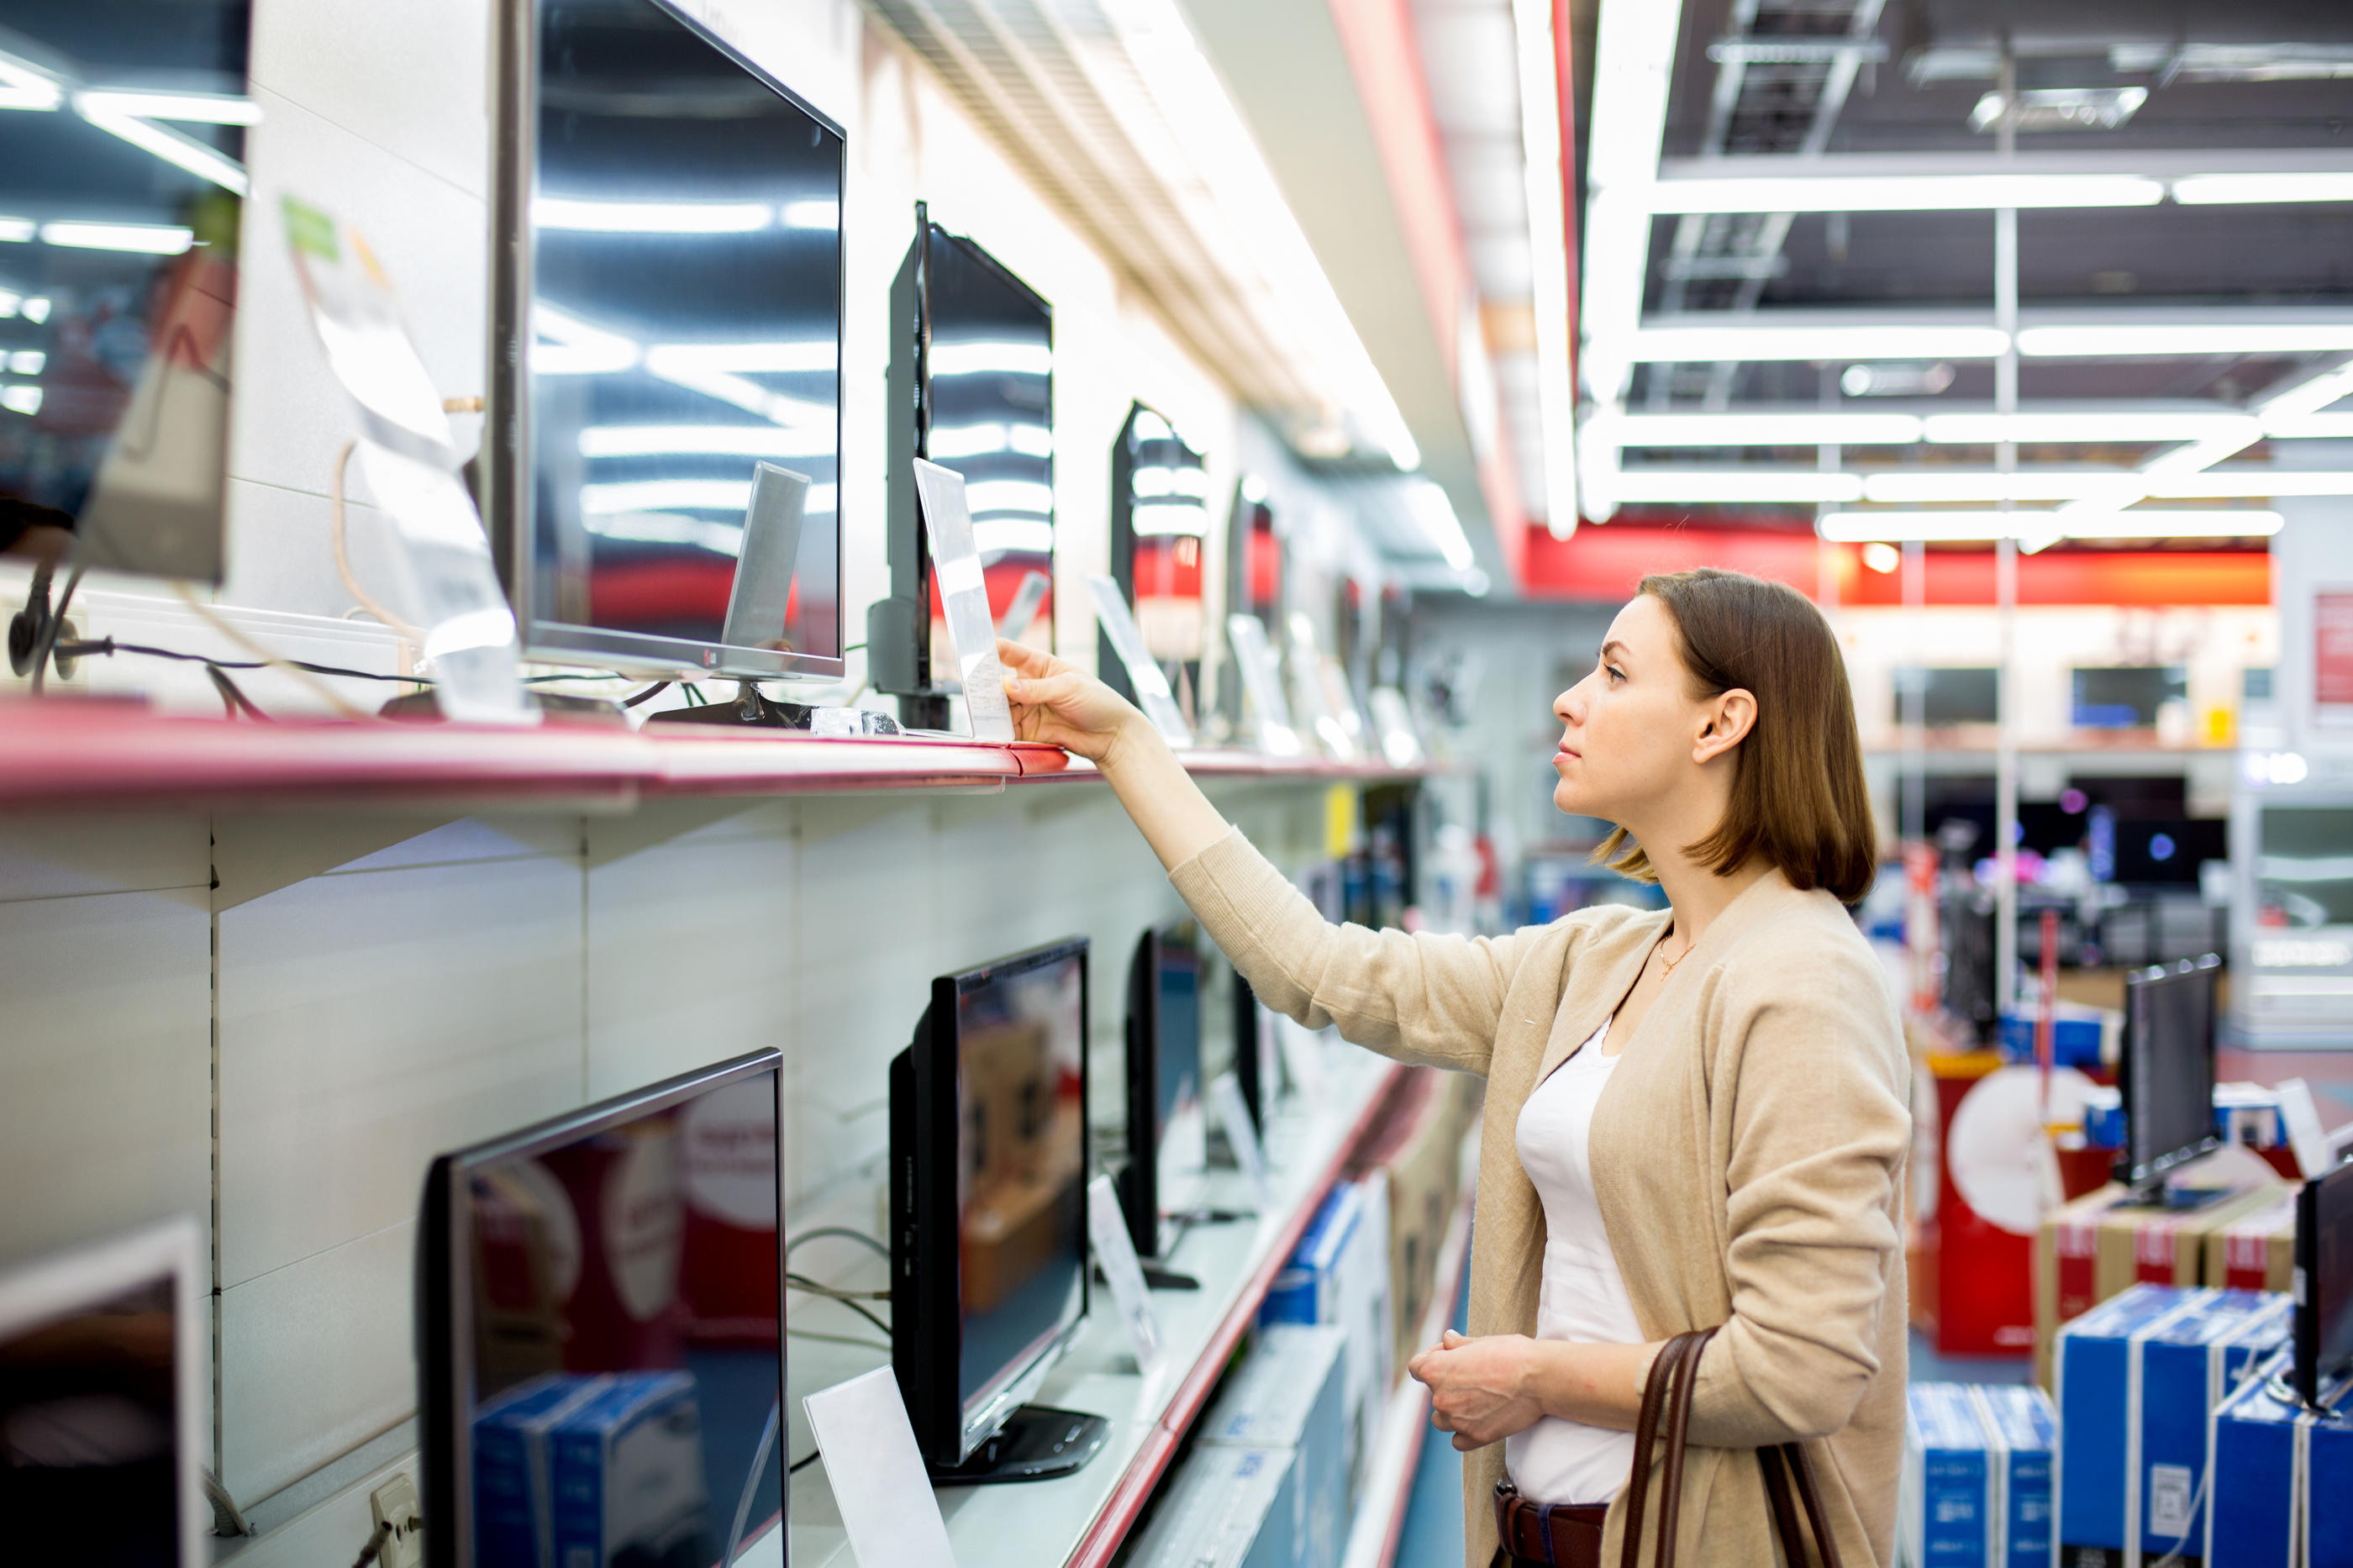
[369, 1472, 425, 1568]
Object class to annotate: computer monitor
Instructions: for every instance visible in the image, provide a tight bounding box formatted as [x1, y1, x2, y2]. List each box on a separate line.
[1890, 667, 1998, 729]
[0, 2, 249, 584]
[889, 938, 1104, 1483]
[2110, 817, 2226, 887]
[2114, 955, 2223, 1203]
[1119, 921, 1207, 1261]
[2294, 1160, 2353, 1409]
[1103, 403, 1208, 708]
[487, 0, 846, 680]
[418, 1051, 785, 1568]
[2071, 666, 2187, 730]
[0, 1217, 205, 1568]
[872, 207, 1054, 726]
[1231, 967, 1278, 1135]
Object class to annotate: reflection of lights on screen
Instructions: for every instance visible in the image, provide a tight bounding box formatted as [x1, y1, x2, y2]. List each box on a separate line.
[1132, 464, 1208, 498]
[4, 350, 41, 374]
[643, 341, 835, 374]
[74, 100, 248, 195]
[1240, 474, 1266, 503]
[535, 305, 642, 375]
[2060, 788, 2088, 814]
[2149, 834, 2177, 862]
[75, 89, 261, 124]
[781, 200, 839, 229]
[926, 421, 1052, 460]
[0, 218, 33, 244]
[40, 221, 192, 255]
[535, 197, 771, 232]
[972, 518, 1055, 557]
[584, 511, 745, 555]
[2253, 939, 2353, 969]
[0, 56, 64, 113]
[579, 424, 831, 459]
[581, 479, 753, 514]
[538, 303, 834, 427]
[21, 297, 49, 323]
[1132, 501, 1208, 537]
[642, 346, 832, 426]
[1131, 408, 1173, 442]
[964, 479, 1054, 516]
[928, 341, 1052, 377]
[2, 386, 44, 415]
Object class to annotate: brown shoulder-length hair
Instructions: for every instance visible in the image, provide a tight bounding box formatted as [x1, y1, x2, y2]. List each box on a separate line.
[1593, 568, 1878, 904]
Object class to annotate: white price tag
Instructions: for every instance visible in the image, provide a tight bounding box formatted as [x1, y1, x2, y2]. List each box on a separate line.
[1209, 1071, 1272, 1210]
[1087, 1174, 1164, 1375]
[802, 1367, 959, 1568]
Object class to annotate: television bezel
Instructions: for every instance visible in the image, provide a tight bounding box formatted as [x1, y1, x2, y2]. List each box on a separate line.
[0, 1216, 206, 1568]
[890, 935, 1091, 1467]
[1118, 920, 1201, 1260]
[2295, 1160, 2353, 1409]
[486, 0, 849, 680]
[2113, 954, 2224, 1197]
[418, 1048, 787, 1568]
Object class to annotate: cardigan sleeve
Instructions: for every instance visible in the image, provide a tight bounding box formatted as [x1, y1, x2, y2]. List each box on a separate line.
[1166, 825, 1532, 1075]
[1687, 944, 1911, 1447]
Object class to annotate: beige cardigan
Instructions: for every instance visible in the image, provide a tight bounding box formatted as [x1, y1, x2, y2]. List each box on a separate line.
[1168, 829, 1910, 1568]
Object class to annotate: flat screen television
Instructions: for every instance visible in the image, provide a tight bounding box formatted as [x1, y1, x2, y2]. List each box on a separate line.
[0, 1218, 205, 1568]
[873, 206, 1054, 726]
[1230, 966, 1278, 1135]
[2110, 817, 2226, 886]
[1119, 921, 1207, 1261]
[2294, 1159, 2353, 1409]
[0, 0, 248, 587]
[418, 1051, 786, 1568]
[1103, 403, 1207, 708]
[487, 0, 846, 680]
[1891, 666, 1998, 728]
[889, 937, 1105, 1483]
[2257, 806, 2353, 929]
[2115, 955, 2223, 1203]
[2071, 666, 2187, 730]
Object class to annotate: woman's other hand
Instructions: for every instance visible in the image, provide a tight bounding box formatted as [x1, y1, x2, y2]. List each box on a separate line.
[998, 638, 1144, 765]
[1408, 1329, 1545, 1451]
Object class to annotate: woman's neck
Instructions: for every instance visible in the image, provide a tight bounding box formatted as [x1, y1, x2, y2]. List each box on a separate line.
[1645, 841, 1771, 953]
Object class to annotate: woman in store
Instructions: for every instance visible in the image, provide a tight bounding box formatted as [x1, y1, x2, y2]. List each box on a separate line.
[998, 566, 1907, 1568]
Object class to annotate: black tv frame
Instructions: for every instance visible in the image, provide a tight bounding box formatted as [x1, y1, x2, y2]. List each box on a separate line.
[871, 204, 1055, 728]
[417, 1049, 786, 1568]
[484, 0, 849, 681]
[2113, 954, 2224, 1204]
[1118, 921, 1203, 1262]
[1102, 402, 1206, 708]
[2295, 1159, 2353, 1410]
[890, 935, 1100, 1481]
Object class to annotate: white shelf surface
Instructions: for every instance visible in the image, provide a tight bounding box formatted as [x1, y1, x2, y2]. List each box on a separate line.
[757, 1050, 1403, 1568]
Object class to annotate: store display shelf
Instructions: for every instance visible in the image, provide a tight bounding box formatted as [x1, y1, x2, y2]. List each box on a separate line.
[0, 698, 1426, 811]
[770, 1053, 1408, 1568]
[1340, 1188, 1477, 1568]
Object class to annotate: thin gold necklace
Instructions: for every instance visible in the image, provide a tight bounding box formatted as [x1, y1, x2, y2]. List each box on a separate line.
[1656, 932, 1690, 977]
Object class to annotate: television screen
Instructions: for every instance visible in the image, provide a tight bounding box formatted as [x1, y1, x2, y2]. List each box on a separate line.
[1150, 923, 1204, 1197]
[2296, 1160, 2353, 1408]
[2117, 957, 2219, 1196]
[1110, 404, 1208, 671]
[0, 0, 248, 582]
[2257, 807, 2353, 929]
[2071, 666, 2187, 730]
[420, 1053, 784, 1568]
[2110, 818, 2226, 886]
[0, 1220, 203, 1568]
[1891, 666, 1998, 728]
[493, 0, 845, 678]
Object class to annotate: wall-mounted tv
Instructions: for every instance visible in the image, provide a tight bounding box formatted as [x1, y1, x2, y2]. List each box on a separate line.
[487, 0, 846, 680]
[1891, 666, 1999, 728]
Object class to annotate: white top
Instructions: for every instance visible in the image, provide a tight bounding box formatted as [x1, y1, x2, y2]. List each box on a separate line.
[1505, 1018, 1646, 1506]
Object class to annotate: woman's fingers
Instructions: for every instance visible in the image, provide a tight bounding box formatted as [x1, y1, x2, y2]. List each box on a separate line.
[995, 637, 1058, 676]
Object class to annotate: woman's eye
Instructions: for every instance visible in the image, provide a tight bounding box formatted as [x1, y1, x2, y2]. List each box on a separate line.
[1605, 665, 1624, 684]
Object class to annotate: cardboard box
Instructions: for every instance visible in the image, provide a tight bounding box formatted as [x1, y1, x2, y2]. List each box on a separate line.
[1127, 1444, 1298, 1568]
[2207, 1349, 2353, 1568]
[2203, 1188, 2299, 1294]
[1261, 1178, 1391, 1489]
[2053, 1286, 2291, 1568]
[1202, 1325, 1348, 1568]
[1901, 1383, 2057, 1568]
[474, 1373, 613, 1568]
[2032, 1181, 2287, 1386]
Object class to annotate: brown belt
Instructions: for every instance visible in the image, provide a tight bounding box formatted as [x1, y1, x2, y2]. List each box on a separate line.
[1494, 1481, 1608, 1568]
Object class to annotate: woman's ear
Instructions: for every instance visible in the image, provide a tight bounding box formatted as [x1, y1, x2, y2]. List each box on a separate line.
[1692, 687, 1757, 764]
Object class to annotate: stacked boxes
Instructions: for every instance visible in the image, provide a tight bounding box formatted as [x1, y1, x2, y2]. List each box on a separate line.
[1124, 1445, 1298, 1568]
[2206, 1350, 2353, 1568]
[1199, 1325, 1349, 1568]
[1350, 1069, 1479, 1378]
[2054, 1285, 2291, 1568]
[1903, 1383, 2057, 1568]
[2202, 1189, 2298, 1293]
[1262, 1179, 1392, 1483]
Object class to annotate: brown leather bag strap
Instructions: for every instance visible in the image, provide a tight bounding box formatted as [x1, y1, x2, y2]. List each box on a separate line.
[1616, 1332, 1699, 1568]
[1650, 1327, 1716, 1568]
[1756, 1444, 1808, 1562]
[1756, 1440, 1847, 1568]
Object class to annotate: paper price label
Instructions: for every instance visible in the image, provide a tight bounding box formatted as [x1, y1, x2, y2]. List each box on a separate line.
[1087, 1174, 1164, 1375]
[1209, 1072, 1272, 1210]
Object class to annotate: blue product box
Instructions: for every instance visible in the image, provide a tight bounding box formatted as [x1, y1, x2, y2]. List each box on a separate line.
[2055, 1284, 2291, 1568]
[1972, 1384, 2058, 1568]
[1998, 1012, 2108, 1070]
[549, 1371, 709, 1568]
[473, 1373, 613, 1568]
[1203, 1325, 1348, 1568]
[2208, 1349, 2353, 1568]
[1128, 1444, 1298, 1568]
[1262, 1183, 1362, 1329]
[1905, 1384, 1990, 1568]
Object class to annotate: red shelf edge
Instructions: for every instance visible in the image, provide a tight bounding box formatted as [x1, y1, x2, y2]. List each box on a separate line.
[1061, 1060, 1410, 1568]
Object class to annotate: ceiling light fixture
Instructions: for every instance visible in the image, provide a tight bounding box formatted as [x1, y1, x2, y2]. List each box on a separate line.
[39, 221, 193, 255]
[1968, 87, 2146, 134]
[1509, 0, 1577, 539]
[1923, 411, 2261, 445]
[1645, 173, 2164, 215]
[0, 218, 31, 243]
[74, 97, 247, 195]
[1574, 0, 1682, 432]
[1406, 479, 1476, 570]
[1842, 362, 1956, 397]
[1598, 410, 1924, 447]
[1629, 324, 2010, 363]
[0, 55, 63, 113]
[74, 90, 260, 124]
[2171, 172, 2353, 205]
[1609, 470, 1865, 503]
[2019, 324, 2353, 357]
[1822, 509, 2282, 542]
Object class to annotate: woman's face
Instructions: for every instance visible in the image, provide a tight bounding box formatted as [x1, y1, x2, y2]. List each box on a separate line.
[1550, 593, 1706, 823]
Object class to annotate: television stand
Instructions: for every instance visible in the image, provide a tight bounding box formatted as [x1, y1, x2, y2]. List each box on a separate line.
[929, 1404, 1109, 1485]
[645, 681, 814, 729]
[2121, 1183, 2239, 1214]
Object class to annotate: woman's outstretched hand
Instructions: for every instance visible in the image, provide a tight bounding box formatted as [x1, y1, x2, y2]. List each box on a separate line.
[998, 638, 1144, 765]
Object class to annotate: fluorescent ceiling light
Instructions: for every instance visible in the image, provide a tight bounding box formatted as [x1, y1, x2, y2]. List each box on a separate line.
[2148, 471, 2353, 497]
[2172, 173, 2353, 205]
[577, 424, 831, 460]
[2019, 324, 2353, 357]
[39, 221, 192, 254]
[1, 386, 41, 416]
[1923, 412, 2261, 445]
[2256, 357, 2353, 423]
[1574, 0, 1681, 417]
[1611, 470, 1865, 503]
[780, 200, 839, 229]
[1822, 509, 2282, 541]
[1862, 471, 2122, 502]
[1629, 324, 2008, 363]
[5, 350, 43, 374]
[1598, 410, 1924, 446]
[534, 197, 771, 233]
[74, 100, 246, 194]
[1645, 174, 2163, 214]
[0, 57, 63, 113]
[2062, 510, 2282, 539]
[927, 342, 1052, 377]
[1407, 480, 1475, 570]
[75, 90, 260, 124]
[0, 218, 31, 243]
[1510, 0, 1577, 538]
[21, 297, 47, 322]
